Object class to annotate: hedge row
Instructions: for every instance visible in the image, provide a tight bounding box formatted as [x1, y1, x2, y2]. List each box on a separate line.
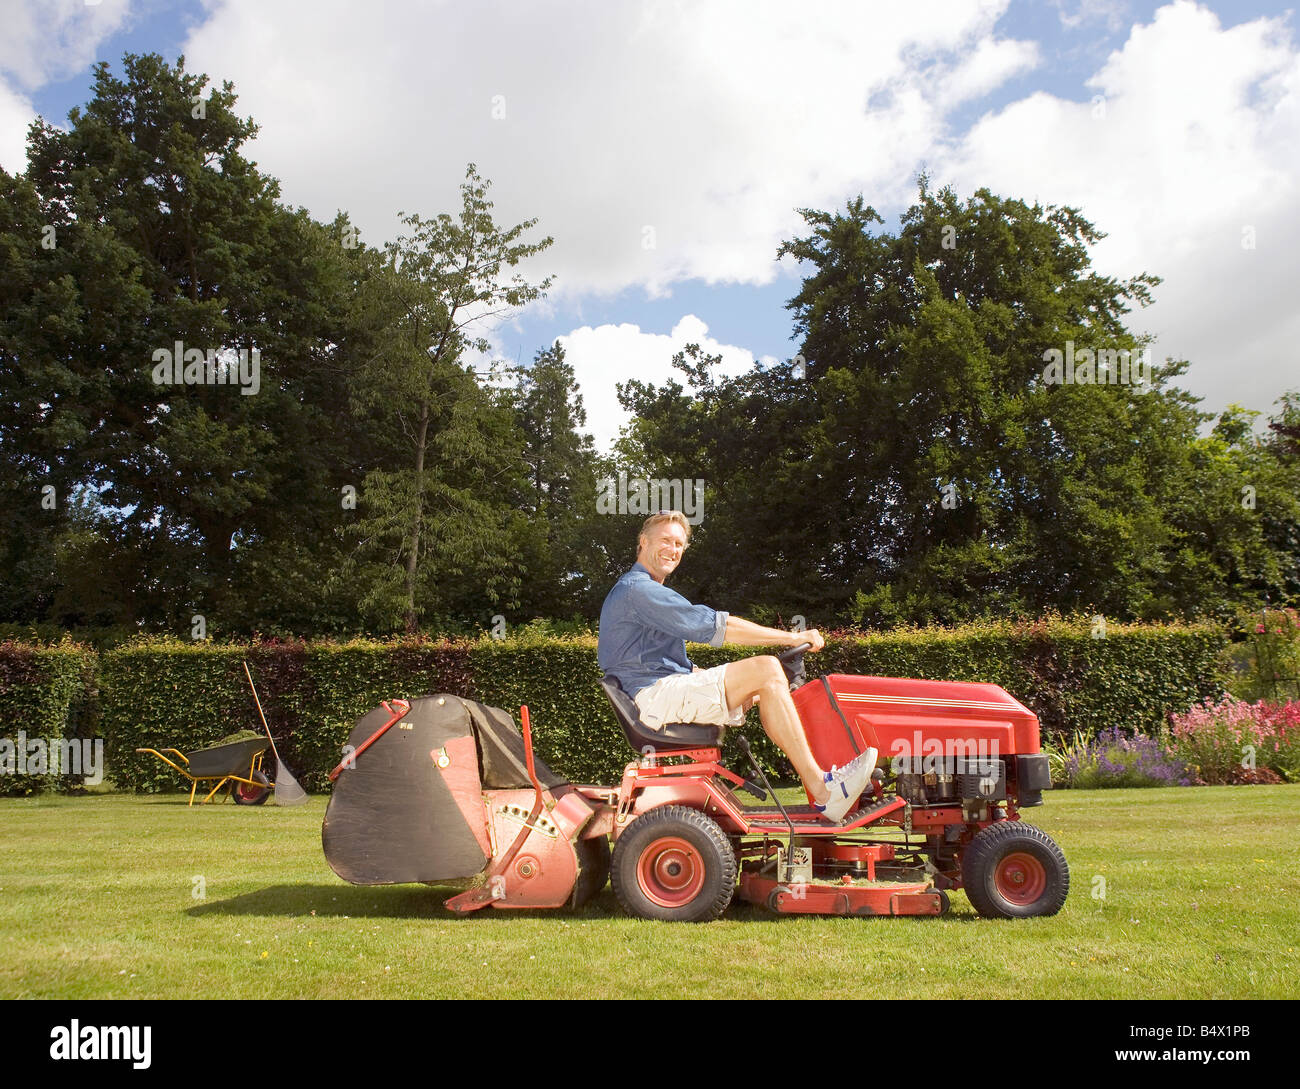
[1, 620, 1229, 792]
[0, 641, 98, 796]
[96, 639, 473, 794]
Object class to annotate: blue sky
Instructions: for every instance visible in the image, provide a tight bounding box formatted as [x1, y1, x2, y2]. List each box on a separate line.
[4, 0, 1297, 448]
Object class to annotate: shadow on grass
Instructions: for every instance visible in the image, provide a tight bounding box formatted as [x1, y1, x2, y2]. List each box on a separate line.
[188, 882, 975, 925]
[188, 882, 622, 921]
[132, 794, 324, 808]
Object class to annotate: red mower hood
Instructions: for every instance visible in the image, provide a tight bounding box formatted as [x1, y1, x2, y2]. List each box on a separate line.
[794, 674, 1042, 774]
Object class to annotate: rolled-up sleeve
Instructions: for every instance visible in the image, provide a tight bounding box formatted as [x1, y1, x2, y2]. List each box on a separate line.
[628, 581, 723, 644]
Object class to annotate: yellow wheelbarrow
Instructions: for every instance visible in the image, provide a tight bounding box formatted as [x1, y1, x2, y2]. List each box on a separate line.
[136, 736, 275, 806]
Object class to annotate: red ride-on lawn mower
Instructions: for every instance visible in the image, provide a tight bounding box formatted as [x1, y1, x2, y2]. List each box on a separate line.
[322, 645, 1067, 922]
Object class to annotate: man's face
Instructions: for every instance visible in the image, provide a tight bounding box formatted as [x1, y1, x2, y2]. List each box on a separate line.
[637, 521, 688, 583]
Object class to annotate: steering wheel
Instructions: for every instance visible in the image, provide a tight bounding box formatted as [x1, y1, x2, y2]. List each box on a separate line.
[777, 641, 812, 689]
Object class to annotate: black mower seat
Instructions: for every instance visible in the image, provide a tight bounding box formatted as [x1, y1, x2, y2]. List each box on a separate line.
[599, 676, 724, 754]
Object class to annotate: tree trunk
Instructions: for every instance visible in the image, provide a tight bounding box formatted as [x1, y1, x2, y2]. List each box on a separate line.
[404, 399, 431, 633]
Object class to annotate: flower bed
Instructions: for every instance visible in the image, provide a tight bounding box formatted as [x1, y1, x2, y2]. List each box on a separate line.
[1065, 726, 1196, 788]
[1168, 696, 1300, 784]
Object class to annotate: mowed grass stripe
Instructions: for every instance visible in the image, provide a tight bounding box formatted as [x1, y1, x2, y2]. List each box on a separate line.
[0, 787, 1296, 999]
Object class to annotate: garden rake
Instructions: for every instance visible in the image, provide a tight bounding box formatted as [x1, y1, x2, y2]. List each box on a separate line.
[243, 661, 308, 806]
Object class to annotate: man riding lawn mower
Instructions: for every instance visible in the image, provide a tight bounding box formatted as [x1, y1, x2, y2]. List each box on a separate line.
[321, 512, 1068, 922]
[597, 511, 878, 823]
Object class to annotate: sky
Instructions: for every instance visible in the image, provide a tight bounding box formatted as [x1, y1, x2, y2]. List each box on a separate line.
[2, 0, 1296, 450]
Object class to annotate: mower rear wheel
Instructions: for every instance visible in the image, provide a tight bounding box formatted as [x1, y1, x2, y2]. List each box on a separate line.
[611, 806, 736, 922]
[960, 821, 1068, 918]
[232, 770, 271, 806]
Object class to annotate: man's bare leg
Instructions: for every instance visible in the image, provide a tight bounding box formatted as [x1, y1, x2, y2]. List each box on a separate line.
[723, 656, 831, 805]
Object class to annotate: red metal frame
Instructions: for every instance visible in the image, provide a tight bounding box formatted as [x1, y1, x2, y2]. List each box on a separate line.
[741, 873, 945, 916]
[493, 705, 547, 880]
[601, 758, 911, 839]
[445, 706, 599, 914]
[328, 699, 410, 781]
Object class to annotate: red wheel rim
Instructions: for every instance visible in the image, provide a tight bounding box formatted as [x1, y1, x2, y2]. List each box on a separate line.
[237, 780, 264, 801]
[995, 851, 1047, 906]
[636, 836, 705, 909]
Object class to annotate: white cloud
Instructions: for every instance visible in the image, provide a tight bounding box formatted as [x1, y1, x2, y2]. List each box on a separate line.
[937, 0, 1300, 418]
[1051, 0, 1130, 33]
[181, 0, 1036, 302]
[0, 75, 35, 174]
[0, 0, 132, 90]
[558, 315, 775, 452]
[173, 0, 1047, 447]
[12, 0, 1274, 434]
[174, 0, 1300, 427]
[0, 0, 133, 173]
[937, 35, 1040, 105]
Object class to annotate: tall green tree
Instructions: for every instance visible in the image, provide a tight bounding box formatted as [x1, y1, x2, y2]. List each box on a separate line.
[1184, 395, 1300, 612]
[621, 180, 1290, 625]
[341, 165, 553, 632]
[1, 53, 367, 632]
[511, 339, 607, 618]
[1264, 392, 1300, 603]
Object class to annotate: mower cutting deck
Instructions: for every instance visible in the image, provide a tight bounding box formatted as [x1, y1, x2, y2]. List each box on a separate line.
[321, 646, 1068, 923]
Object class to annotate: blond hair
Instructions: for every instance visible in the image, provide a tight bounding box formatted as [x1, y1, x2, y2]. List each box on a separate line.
[637, 510, 691, 554]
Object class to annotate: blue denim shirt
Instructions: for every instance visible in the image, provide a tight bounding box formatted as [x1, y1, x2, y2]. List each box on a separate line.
[597, 562, 728, 696]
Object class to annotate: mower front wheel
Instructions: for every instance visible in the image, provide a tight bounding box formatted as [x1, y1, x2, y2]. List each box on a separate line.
[611, 806, 736, 922]
[960, 820, 1068, 919]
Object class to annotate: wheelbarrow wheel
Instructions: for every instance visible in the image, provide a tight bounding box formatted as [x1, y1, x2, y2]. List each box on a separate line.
[233, 770, 271, 806]
[610, 805, 736, 922]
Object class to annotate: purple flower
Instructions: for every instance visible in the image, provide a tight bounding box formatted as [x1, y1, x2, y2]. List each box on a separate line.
[1068, 726, 1193, 788]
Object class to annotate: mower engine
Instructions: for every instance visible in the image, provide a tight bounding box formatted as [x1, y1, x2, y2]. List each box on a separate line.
[794, 673, 1054, 816]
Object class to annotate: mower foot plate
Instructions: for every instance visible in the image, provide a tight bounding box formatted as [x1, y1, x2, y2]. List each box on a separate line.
[744, 794, 906, 834]
[741, 873, 944, 917]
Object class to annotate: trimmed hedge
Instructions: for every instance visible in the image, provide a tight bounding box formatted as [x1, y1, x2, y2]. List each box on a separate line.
[7, 619, 1230, 792]
[467, 635, 619, 782]
[98, 639, 473, 793]
[0, 641, 98, 795]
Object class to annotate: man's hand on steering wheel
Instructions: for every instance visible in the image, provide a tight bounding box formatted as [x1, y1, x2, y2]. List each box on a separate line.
[775, 629, 820, 687]
[794, 629, 824, 653]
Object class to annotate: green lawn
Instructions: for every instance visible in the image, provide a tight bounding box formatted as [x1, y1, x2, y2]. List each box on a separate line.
[1, 785, 1296, 999]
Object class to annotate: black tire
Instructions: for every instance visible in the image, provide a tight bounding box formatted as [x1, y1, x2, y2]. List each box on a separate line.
[569, 834, 611, 908]
[610, 806, 736, 922]
[232, 769, 271, 806]
[960, 821, 1068, 919]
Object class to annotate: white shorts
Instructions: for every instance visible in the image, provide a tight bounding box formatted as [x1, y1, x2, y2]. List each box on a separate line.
[633, 664, 745, 732]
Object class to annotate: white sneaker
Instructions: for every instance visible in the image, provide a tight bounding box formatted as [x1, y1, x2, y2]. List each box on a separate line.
[815, 748, 878, 822]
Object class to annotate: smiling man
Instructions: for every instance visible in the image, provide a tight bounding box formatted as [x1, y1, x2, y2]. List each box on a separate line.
[597, 510, 876, 821]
